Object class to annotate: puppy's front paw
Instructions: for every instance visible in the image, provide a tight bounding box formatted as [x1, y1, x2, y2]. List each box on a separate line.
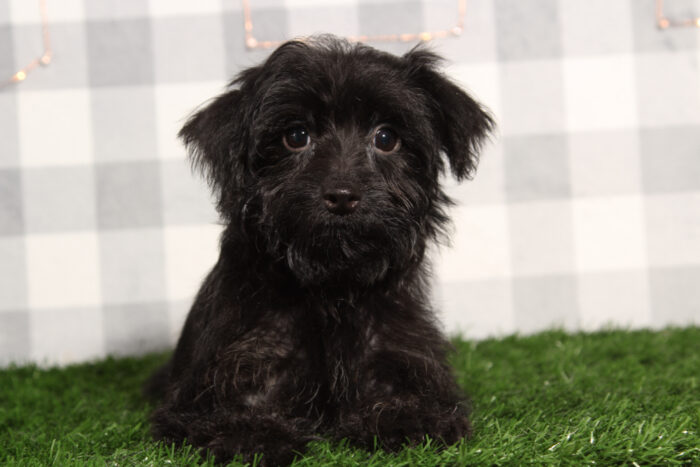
[206, 426, 315, 467]
[384, 406, 470, 451]
[338, 402, 471, 452]
[429, 408, 472, 446]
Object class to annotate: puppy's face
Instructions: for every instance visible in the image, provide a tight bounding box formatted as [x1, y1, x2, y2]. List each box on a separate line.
[181, 38, 493, 286]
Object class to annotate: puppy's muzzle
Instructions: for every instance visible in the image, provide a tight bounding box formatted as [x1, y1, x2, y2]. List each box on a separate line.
[323, 187, 361, 215]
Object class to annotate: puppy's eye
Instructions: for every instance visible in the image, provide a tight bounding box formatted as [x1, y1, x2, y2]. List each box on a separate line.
[373, 127, 400, 153]
[283, 126, 310, 151]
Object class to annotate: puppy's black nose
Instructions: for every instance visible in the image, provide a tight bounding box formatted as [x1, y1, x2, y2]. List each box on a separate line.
[323, 188, 361, 215]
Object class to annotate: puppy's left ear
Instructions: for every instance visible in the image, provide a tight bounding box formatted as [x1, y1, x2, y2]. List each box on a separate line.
[405, 48, 494, 180]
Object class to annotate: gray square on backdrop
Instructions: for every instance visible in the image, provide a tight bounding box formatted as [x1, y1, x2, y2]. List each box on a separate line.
[513, 274, 579, 334]
[358, 0, 424, 57]
[288, 4, 359, 39]
[0, 92, 19, 168]
[153, 15, 226, 83]
[0, 1, 9, 24]
[96, 161, 163, 229]
[494, 0, 562, 61]
[499, 60, 565, 135]
[221, 0, 243, 12]
[91, 86, 158, 163]
[0, 24, 14, 83]
[29, 307, 105, 364]
[0, 169, 23, 235]
[359, 0, 423, 36]
[423, 0, 497, 63]
[0, 237, 27, 311]
[631, 0, 699, 53]
[0, 311, 30, 366]
[103, 302, 170, 356]
[223, 9, 288, 76]
[12, 23, 88, 90]
[247, 2, 288, 43]
[85, 0, 149, 19]
[99, 229, 166, 305]
[650, 266, 700, 326]
[22, 166, 96, 233]
[446, 139, 505, 206]
[508, 200, 575, 276]
[87, 18, 154, 87]
[577, 270, 652, 331]
[559, 0, 634, 56]
[568, 130, 641, 197]
[640, 126, 700, 193]
[161, 160, 218, 225]
[436, 279, 515, 339]
[504, 134, 570, 202]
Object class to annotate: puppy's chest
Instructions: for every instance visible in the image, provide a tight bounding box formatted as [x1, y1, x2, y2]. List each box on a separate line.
[314, 311, 389, 393]
[223, 301, 394, 408]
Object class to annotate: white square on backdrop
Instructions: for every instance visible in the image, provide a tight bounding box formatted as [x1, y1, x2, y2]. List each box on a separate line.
[563, 54, 638, 132]
[636, 51, 700, 127]
[18, 89, 93, 168]
[26, 232, 101, 308]
[164, 224, 223, 301]
[572, 195, 647, 272]
[434, 204, 511, 282]
[167, 299, 192, 344]
[9, 0, 84, 23]
[149, 0, 223, 17]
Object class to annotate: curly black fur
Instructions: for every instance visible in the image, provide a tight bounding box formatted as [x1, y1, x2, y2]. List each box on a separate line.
[146, 36, 493, 466]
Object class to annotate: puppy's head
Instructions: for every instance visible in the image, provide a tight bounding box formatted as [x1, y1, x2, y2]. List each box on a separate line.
[181, 36, 493, 286]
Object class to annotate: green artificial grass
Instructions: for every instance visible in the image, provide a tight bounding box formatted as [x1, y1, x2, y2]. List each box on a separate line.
[1, 328, 698, 466]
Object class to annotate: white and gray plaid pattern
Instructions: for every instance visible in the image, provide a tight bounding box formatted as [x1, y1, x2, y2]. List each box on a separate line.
[1, 0, 699, 366]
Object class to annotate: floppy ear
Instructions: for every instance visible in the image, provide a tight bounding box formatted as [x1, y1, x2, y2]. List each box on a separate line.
[404, 48, 494, 180]
[179, 89, 247, 203]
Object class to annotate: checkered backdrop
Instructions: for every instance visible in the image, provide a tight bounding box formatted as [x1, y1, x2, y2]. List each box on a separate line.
[1, 0, 699, 366]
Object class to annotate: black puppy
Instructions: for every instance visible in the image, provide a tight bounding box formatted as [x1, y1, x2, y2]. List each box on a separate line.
[147, 36, 493, 465]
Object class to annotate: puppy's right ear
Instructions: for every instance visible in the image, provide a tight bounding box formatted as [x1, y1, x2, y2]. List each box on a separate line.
[404, 47, 494, 181]
[178, 88, 249, 206]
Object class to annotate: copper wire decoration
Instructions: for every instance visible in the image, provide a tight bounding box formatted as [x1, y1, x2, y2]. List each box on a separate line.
[241, 0, 467, 49]
[1, 0, 52, 88]
[656, 0, 700, 29]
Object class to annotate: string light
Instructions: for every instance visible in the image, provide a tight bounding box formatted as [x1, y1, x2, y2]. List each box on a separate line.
[2, 0, 51, 89]
[241, 0, 467, 50]
[656, 0, 700, 29]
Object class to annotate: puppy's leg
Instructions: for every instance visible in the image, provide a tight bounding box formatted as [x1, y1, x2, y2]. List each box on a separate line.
[334, 323, 470, 451]
[150, 312, 320, 466]
[151, 404, 316, 466]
